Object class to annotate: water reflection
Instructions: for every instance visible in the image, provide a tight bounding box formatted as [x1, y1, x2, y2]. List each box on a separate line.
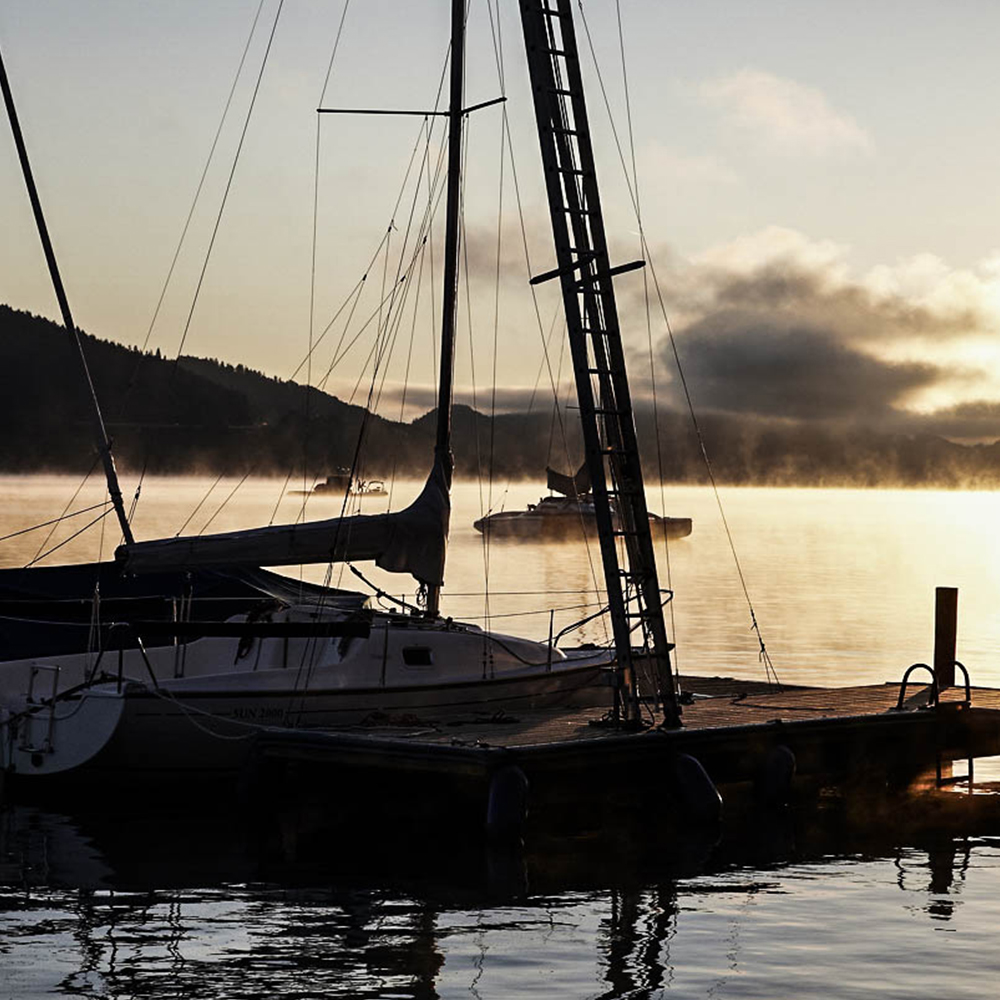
[3, 796, 1000, 999]
[894, 838, 971, 923]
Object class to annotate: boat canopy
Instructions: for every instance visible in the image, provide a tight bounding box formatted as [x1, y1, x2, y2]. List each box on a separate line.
[116, 460, 450, 587]
[546, 463, 589, 498]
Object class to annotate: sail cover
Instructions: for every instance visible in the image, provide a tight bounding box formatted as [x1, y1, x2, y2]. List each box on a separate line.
[116, 460, 450, 587]
[546, 462, 589, 498]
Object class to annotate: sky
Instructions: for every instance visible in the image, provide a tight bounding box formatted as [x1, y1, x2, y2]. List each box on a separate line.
[3, 1, 1000, 439]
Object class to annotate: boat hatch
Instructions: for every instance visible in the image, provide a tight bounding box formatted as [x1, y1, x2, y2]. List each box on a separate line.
[402, 647, 434, 668]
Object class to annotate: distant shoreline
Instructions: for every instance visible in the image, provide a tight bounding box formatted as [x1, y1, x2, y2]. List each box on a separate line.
[6, 304, 1000, 491]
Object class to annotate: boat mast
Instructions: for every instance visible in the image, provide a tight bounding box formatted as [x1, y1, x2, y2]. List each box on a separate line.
[0, 42, 135, 545]
[426, 0, 466, 618]
[518, 0, 680, 726]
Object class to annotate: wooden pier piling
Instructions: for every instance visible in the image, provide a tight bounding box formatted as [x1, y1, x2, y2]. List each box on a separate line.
[934, 587, 958, 689]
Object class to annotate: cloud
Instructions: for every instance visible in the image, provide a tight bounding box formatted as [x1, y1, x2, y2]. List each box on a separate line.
[701, 70, 873, 156]
[628, 226, 1000, 428]
[671, 312, 938, 420]
[901, 400, 1000, 440]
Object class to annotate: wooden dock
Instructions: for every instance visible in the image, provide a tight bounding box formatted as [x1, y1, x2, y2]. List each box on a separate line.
[247, 675, 1000, 847]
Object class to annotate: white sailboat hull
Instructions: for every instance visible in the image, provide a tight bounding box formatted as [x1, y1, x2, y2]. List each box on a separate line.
[0, 606, 613, 781]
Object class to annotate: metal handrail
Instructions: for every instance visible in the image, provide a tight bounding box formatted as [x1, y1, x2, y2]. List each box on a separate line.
[952, 660, 972, 706]
[894, 662, 939, 711]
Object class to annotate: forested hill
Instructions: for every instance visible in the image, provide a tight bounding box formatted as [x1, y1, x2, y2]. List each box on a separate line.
[0, 304, 566, 479]
[4, 303, 1000, 487]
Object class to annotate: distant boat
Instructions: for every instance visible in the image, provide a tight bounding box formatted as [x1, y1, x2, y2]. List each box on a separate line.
[312, 470, 353, 494]
[350, 479, 388, 497]
[289, 473, 388, 498]
[474, 465, 693, 541]
[287, 469, 350, 496]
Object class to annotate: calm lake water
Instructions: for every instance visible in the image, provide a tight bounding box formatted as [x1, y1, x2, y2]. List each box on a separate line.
[3, 474, 1000, 997]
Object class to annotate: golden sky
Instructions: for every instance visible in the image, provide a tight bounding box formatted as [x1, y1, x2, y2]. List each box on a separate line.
[3, 1, 1000, 438]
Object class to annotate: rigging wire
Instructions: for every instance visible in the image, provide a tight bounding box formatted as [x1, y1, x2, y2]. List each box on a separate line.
[172, 0, 286, 365]
[370, 117, 449, 434]
[198, 469, 255, 535]
[298, 0, 352, 547]
[576, 0, 780, 689]
[0, 500, 110, 547]
[175, 473, 224, 536]
[269, 466, 296, 525]
[29, 457, 99, 566]
[116, 0, 269, 421]
[97, 486, 108, 564]
[613, 0, 680, 680]
[25, 507, 114, 568]
[127, 459, 148, 526]
[387, 146, 433, 508]
[288, 35, 453, 677]
[492, 32, 608, 643]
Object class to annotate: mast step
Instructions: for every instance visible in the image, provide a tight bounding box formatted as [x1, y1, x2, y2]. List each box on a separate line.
[539, 5, 568, 17]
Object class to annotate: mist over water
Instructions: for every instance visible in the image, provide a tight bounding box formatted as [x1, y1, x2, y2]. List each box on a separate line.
[2, 474, 998, 688]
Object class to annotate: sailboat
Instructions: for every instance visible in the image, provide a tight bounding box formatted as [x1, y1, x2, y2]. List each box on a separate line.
[0, 0, 680, 785]
[474, 464, 693, 540]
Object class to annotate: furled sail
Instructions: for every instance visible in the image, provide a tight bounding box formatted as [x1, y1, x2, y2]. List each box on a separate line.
[546, 462, 589, 498]
[116, 460, 450, 587]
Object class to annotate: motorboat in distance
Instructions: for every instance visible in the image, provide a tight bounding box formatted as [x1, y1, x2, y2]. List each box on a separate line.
[289, 472, 388, 498]
[474, 465, 693, 541]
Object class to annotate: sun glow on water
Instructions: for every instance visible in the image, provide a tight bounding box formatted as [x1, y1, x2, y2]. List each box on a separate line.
[4, 475, 1000, 689]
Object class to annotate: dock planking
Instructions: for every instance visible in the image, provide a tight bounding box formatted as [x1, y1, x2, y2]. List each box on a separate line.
[252, 676, 1000, 797]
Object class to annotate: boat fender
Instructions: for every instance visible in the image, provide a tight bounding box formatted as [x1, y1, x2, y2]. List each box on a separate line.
[486, 764, 529, 847]
[754, 745, 796, 807]
[672, 753, 723, 826]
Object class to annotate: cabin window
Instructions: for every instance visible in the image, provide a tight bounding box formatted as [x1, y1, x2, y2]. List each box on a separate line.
[402, 646, 433, 667]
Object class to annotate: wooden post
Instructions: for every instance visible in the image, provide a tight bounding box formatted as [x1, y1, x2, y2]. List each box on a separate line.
[933, 587, 958, 688]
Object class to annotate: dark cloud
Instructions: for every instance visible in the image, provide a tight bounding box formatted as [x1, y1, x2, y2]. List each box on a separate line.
[627, 243, 992, 426]
[668, 310, 940, 420]
[899, 400, 1000, 441]
[706, 264, 979, 341]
